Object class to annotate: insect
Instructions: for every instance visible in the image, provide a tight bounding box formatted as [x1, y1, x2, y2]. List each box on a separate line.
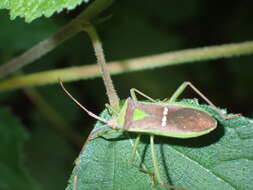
[61, 81, 226, 190]
[62, 24, 236, 190]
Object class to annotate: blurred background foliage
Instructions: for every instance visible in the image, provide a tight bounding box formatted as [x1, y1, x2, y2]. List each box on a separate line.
[0, 0, 253, 189]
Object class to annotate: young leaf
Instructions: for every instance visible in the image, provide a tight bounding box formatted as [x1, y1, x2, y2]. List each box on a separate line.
[0, 108, 39, 190]
[0, 0, 90, 22]
[66, 100, 253, 190]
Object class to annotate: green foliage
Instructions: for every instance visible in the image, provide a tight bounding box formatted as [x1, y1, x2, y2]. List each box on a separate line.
[0, 108, 39, 190]
[0, 0, 90, 22]
[66, 101, 253, 190]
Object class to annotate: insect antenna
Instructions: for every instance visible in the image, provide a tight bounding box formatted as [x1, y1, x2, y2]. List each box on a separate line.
[59, 80, 109, 124]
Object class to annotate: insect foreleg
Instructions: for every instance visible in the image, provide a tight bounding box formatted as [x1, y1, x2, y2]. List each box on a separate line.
[88, 128, 116, 140]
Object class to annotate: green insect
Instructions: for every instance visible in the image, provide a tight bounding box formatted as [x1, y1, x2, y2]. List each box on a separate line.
[61, 81, 227, 190]
[61, 24, 236, 190]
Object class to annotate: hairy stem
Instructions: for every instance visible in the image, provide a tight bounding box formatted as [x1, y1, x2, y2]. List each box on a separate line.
[0, 40, 253, 91]
[0, 0, 113, 78]
[84, 24, 120, 110]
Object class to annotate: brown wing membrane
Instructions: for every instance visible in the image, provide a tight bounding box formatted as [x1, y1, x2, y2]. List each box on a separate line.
[123, 99, 217, 134]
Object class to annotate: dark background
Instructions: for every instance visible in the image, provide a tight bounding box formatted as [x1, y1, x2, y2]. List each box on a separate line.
[0, 0, 253, 189]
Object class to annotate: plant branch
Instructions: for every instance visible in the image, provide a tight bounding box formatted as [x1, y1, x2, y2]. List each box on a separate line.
[0, 40, 253, 91]
[0, 0, 113, 78]
[84, 24, 120, 110]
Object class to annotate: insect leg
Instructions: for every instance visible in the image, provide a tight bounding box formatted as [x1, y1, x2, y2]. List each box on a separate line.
[130, 88, 156, 102]
[169, 81, 215, 105]
[88, 128, 116, 140]
[150, 135, 185, 190]
[169, 81, 236, 119]
[129, 135, 155, 181]
[105, 103, 119, 116]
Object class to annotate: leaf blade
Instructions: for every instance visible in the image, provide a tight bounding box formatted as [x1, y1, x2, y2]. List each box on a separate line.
[0, 0, 89, 22]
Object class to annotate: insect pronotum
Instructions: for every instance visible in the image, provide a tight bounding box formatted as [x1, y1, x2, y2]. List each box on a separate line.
[61, 81, 226, 190]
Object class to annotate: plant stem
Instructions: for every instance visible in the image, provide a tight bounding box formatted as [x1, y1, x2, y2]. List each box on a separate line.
[84, 24, 120, 110]
[0, 40, 253, 91]
[0, 0, 113, 78]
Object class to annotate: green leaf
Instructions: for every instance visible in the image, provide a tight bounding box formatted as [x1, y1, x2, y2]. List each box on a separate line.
[66, 100, 253, 190]
[0, 107, 39, 190]
[0, 0, 90, 22]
